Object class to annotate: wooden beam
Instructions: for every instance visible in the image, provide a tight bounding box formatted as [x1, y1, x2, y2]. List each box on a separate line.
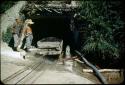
[82, 69, 123, 73]
[74, 59, 84, 64]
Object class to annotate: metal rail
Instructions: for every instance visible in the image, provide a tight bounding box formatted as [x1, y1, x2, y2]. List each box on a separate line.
[75, 50, 108, 84]
[2, 55, 59, 84]
[15, 62, 42, 84]
[2, 62, 41, 84]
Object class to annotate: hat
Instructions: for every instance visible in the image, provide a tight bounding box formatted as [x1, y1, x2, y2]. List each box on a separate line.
[15, 17, 21, 22]
[25, 19, 34, 24]
[15, 16, 20, 20]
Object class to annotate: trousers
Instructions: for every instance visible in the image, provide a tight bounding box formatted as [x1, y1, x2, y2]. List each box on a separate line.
[25, 34, 33, 49]
[13, 34, 20, 47]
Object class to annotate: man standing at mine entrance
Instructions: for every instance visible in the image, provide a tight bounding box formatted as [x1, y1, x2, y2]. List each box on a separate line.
[12, 17, 23, 51]
[20, 19, 34, 52]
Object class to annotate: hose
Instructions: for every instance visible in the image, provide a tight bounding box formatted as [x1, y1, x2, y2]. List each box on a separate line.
[75, 50, 108, 84]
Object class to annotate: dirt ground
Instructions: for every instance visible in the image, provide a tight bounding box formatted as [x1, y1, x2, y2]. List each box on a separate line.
[1, 42, 96, 84]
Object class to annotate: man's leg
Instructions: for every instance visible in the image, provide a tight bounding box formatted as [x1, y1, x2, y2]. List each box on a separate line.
[17, 34, 25, 49]
[13, 34, 19, 51]
[25, 34, 33, 51]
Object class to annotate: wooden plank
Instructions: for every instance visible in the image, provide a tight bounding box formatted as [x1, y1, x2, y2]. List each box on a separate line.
[82, 69, 123, 73]
[74, 59, 84, 64]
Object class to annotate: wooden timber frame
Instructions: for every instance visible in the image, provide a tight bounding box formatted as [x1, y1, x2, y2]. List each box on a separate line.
[20, 1, 82, 18]
[20, 1, 83, 50]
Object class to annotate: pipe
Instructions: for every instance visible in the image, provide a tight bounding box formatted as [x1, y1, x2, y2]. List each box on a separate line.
[75, 50, 108, 84]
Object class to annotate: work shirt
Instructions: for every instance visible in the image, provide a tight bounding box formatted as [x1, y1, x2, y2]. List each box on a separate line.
[12, 22, 23, 36]
[23, 26, 32, 36]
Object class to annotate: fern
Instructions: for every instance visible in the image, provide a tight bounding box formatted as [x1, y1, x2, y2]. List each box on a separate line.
[79, 1, 124, 61]
[2, 27, 12, 44]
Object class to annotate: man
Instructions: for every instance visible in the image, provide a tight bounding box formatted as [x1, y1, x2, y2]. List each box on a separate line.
[21, 19, 34, 52]
[12, 17, 23, 51]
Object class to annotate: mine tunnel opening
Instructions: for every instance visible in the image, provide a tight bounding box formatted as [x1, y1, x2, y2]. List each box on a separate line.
[30, 14, 75, 53]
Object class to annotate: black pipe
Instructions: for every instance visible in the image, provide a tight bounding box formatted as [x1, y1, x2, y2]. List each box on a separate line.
[75, 50, 108, 84]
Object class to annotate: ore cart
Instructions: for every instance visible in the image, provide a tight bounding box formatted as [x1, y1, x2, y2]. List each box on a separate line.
[36, 37, 63, 56]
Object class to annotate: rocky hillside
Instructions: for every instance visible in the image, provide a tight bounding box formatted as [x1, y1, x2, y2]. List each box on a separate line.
[1, 1, 27, 41]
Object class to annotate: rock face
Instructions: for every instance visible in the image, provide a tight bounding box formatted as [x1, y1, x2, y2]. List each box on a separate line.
[1, 1, 27, 37]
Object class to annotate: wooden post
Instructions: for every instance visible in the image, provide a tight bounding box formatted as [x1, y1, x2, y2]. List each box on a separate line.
[58, 51, 64, 65]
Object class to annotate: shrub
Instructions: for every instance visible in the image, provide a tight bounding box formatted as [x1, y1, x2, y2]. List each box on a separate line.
[0, 1, 17, 14]
[78, 1, 124, 67]
[2, 27, 12, 44]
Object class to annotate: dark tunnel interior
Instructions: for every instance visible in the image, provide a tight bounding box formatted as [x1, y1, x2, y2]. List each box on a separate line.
[31, 16, 75, 51]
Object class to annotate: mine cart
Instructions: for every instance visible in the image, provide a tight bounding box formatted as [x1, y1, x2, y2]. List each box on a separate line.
[36, 37, 63, 56]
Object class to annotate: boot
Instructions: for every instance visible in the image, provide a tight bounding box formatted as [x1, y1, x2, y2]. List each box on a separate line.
[13, 47, 17, 51]
[25, 48, 30, 52]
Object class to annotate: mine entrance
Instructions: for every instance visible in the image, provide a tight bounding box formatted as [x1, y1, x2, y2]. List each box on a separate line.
[30, 13, 75, 52]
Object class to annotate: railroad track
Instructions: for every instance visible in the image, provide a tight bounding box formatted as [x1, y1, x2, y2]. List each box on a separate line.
[2, 61, 41, 84]
[30, 60, 57, 84]
[16, 62, 44, 84]
[2, 55, 58, 84]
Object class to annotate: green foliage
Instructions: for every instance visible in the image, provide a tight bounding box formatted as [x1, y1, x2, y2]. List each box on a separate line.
[0, 1, 16, 14]
[83, 33, 119, 59]
[79, 1, 124, 61]
[2, 27, 12, 44]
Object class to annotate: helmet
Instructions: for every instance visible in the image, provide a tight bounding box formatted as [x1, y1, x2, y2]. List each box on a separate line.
[25, 19, 34, 24]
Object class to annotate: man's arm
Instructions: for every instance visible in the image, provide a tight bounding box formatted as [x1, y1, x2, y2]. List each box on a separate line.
[12, 23, 16, 33]
[17, 26, 26, 49]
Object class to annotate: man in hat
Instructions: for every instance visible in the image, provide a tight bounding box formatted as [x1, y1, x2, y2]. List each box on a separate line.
[21, 19, 34, 52]
[12, 17, 23, 51]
